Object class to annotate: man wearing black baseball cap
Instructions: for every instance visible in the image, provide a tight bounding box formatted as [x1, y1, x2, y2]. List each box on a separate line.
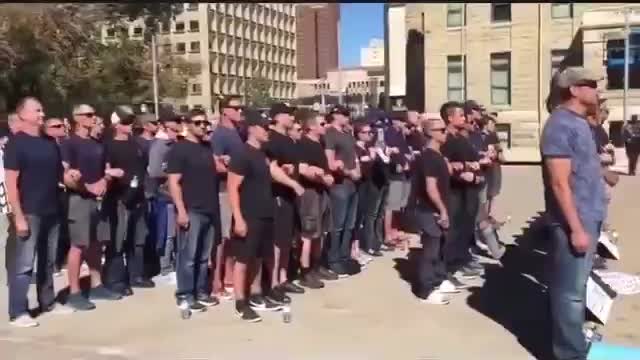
[264, 102, 306, 298]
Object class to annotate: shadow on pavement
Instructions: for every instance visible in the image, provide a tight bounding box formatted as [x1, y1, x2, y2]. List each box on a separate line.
[392, 248, 423, 297]
[466, 211, 554, 360]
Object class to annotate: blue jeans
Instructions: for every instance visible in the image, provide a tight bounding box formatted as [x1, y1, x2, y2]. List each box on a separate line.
[357, 181, 387, 253]
[103, 201, 148, 290]
[6, 214, 60, 319]
[549, 219, 600, 360]
[327, 180, 358, 269]
[175, 211, 216, 303]
[151, 197, 176, 275]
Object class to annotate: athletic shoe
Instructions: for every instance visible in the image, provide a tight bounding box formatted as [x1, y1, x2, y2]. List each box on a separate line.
[367, 249, 384, 257]
[42, 303, 75, 315]
[315, 267, 339, 281]
[235, 301, 262, 323]
[267, 287, 291, 305]
[299, 273, 325, 289]
[467, 260, 485, 272]
[215, 289, 234, 301]
[67, 292, 96, 311]
[437, 280, 462, 294]
[419, 291, 450, 305]
[131, 278, 155, 288]
[196, 294, 220, 307]
[89, 285, 123, 301]
[189, 301, 207, 313]
[446, 275, 471, 290]
[280, 281, 305, 294]
[456, 266, 481, 280]
[9, 314, 39, 328]
[249, 295, 282, 312]
[346, 260, 361, 275]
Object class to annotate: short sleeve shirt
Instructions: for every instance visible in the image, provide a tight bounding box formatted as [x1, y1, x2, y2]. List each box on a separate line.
[409, 148, 450, 213]
[540, 108, 607, 224]
[297, 137, 329, 190]
[228, 143, 274, 219]
[210, 125, 244, 189]
[60, 134, 106, 197]
[324, 126, 357, 170]
[3, 132, 63, 215]
[264, 130, 299, 200]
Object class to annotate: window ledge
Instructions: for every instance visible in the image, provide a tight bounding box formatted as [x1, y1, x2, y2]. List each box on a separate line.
[490, 21, 512, 29]
[446, 26, 464, 32]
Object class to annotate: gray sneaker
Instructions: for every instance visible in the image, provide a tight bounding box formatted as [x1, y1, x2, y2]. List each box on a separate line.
[456, 266, 482, 279]
[89, 285, 122, 301]
[67, 292, 96, 311]
[9, 314, 39, 328]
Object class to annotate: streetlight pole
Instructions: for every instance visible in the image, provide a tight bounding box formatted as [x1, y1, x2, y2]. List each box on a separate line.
[151, 33, 160, 116]
[623, 7, 631, 124]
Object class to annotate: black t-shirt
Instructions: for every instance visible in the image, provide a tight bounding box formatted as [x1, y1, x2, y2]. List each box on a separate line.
[297, 136, 329, 191]
[410, 148, 450, 213]
[229, 143, 274, 219]
[407, 130, 427, 153]
[136, 136, 153, 160]
[356, 143, 374, 182]
[3, 132, 63, 215]
[264, 130, 298, 200]
[105, 138, 147, 204]
[166, 139, 219, 215]
[60, 134, 106, 197]
[592, 125, 609, 154]
[441, 133, 479, 188]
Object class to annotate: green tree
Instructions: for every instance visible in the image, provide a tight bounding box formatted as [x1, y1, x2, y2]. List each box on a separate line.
[244, 75, 274, 108]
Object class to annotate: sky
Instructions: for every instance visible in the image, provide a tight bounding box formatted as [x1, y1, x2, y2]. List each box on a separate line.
[339, 3, 384, 68]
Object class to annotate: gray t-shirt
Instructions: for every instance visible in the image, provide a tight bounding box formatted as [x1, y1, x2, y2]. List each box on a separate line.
[324, 126, 357, 170]
[540, 108, 606, 225]
[148, 138, 173, 199]
[210, 125, 244, 191]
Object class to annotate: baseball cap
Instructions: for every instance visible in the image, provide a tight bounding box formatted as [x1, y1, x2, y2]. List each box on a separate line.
[389, 110, 408, 123]
[245, 108, 270, 128]
[556, 67, 603, 88]
[328, 104, 350, 117]
[269, 102, 295, 119]
[464, 100, 484, 114]
[110, 105, 134, 125]
[72, 104, 96, 116]
[134, 113, 157, 127]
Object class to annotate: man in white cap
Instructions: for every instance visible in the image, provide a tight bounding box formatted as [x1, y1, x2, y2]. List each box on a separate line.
[541, 67, 607, 360]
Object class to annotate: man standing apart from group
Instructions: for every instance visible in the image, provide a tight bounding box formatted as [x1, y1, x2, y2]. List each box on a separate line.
[541, 67, 607, 360]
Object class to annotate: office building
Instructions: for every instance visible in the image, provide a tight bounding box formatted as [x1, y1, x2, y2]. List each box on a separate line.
[295, 3, 339, 80]
[361, 38, 384, 67]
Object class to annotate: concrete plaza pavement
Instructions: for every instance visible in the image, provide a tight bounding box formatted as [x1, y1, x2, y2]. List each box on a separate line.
[0, 165, 639, 360]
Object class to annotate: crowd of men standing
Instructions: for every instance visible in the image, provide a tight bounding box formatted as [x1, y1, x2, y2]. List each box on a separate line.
[2, 64, 617, 360]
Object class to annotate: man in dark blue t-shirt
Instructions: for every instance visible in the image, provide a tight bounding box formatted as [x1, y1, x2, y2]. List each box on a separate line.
[4, 97, 68, 327]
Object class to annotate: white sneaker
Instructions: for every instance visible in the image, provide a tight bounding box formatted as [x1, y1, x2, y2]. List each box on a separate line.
[9, 314, 39, 328]
[438, 280, 462, 294]
[420, 291, 450, 305]
[47, 304, 75, 315]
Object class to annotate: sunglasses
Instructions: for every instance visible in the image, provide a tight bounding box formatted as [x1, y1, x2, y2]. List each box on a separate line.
[193, 120, 209, 127]
[77, 112, 96, 118]
[574, 80, 598, 89]
[430, 127, 447, 133]
[149, 121, 159, 126]
[359, 130, 373, 135]
[318, 122, 326, 127]
[225, 105, 244, 111]
[48, 124, 65, 129]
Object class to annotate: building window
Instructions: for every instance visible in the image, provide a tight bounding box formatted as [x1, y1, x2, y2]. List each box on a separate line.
[179, 105, 189, 113]
[490, 52, 511, 105]
[190, 41, 200, 53]
[189, 20, 199, 32]
[447, 4, 465, 28]
[106, 28, 115, 38]
[160, 21, 170, 34]
[551, 3, 573, 19]
[186, 3, 198, 11]
[161, 44, 171, 54]
[175, 22, 185, 33]
[176, 42, 186, 54]
[551, 49, 569, 77]
[132, 27, 143, 37]
[447, 55, 465, 102]
[491, 4, 511, 23]
[191, 83, 202, 95]
[606, 32, 640, 90]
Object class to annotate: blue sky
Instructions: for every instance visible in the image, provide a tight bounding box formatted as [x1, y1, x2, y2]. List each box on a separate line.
[339, 3, 384, 67]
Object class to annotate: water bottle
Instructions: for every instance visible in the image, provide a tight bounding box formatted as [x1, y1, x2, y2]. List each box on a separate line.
[282, 305, 291, 323]
[96, 196, 103, 212]
[376, 127, 386, 149]
[130, 175, 139, 189]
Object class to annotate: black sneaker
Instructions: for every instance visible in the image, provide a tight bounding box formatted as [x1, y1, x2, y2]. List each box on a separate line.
[299, 273, 325, 289]
[89, 285, 123, 301]
[131, 278, 155, 289]
[235, 301, 262, 323]
[315, 267, 339, 281]
[197, 294, 220, 307]
[249, 295, 282, 312]
[345, 260, 361, 275]
[280, 281, 305, 294]
[267, 287, 291, 305]
[328, 264, 350, 278]
[189, 301, 208, 313]
[446, 275, 471, 290]
[368, 249, 384, 257]
[67, 292, 96, 311]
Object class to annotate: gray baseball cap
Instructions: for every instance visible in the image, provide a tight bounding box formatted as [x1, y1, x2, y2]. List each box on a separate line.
[556, 67, 603, 88]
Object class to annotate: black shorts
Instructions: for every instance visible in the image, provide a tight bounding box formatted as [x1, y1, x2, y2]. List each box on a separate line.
[231, 217, 274, 263]
[296, 188, 331, 239]
[273, 196, 297, 248]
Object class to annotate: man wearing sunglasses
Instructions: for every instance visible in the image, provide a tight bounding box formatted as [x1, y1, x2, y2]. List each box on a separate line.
[135, 113, 159, 157]
[148, 113, 183, 283]
[61, 104, 124, 311]
[210, 95, 245, 301]
[167, 109, 220, 315]
[541, 67, 606, 360]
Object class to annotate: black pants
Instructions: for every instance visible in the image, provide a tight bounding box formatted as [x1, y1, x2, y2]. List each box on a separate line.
[626, 143, 640, 175]
[356, 180, 387, 253]
[443, 186, 479, 271]
[415, 209, 447, 297]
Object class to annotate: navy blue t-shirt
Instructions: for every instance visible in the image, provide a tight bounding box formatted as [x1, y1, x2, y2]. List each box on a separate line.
[3, 132, 63, 215]
[60, 134, 106, 196]
[210, 125, 244, 190]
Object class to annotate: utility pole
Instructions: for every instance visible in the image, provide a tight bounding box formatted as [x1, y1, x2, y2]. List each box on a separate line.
[151, 33, 160, 116]
[623, 7, 631, 124]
